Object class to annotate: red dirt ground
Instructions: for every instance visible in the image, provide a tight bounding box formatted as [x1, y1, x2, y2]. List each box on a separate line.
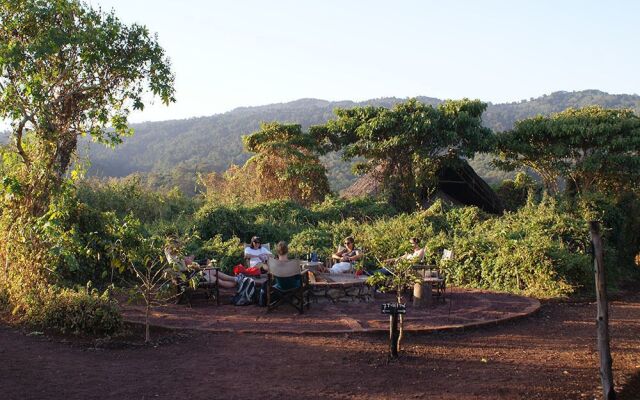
[1, 289, 640, 400]
[120, 288, 540, 334]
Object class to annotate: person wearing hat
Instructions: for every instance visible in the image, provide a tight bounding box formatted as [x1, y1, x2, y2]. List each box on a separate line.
[244, 236, 273, 271]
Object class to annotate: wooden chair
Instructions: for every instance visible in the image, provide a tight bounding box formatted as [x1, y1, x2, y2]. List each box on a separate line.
[165, 250, 219, 306]
[266, 258, 310, 313]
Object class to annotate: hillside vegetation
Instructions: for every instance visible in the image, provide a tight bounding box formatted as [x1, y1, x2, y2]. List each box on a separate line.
[84, 90, 640, 194]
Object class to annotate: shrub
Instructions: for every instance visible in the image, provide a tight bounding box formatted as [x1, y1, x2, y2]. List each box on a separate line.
[37, 285, 122, 335]
[194, 203, 249, 241]
[311, 196, 396, 222]
[1, 282, 122, 335]
[199, 234, 244, 274]
[289, 228, 333, 258]
[495, 172, 540, 211]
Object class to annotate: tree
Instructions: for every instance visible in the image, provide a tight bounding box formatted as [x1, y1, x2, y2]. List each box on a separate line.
[201, 122, 330, 205]
[0, 0, 175, 217]
[494, 107, 640, 195]
[311, 99, 493, 211]
[0, 0, 175, 321]
[494, 106, 640, 400]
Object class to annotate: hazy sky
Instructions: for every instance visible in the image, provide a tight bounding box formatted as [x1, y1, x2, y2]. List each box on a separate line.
[89, 0, 640, 122]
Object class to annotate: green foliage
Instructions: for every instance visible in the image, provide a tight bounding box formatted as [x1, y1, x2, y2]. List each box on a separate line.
[76, 177, 198, 224]
[495, 172, 540, 212]
[0, 281, 122, 335]
[33, 285, 122, 335]
[198, 235, 244, 274]
[311, 196, 396, 222]
[289, 228, 334, 258]
[194, 203, 251, 242]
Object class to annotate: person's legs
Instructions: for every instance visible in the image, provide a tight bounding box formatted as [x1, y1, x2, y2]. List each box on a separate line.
[217, 271, 237, 281]
[217, 279, 236, 289]
[329, 262, 352, 274]
[203, 270, 238, 287]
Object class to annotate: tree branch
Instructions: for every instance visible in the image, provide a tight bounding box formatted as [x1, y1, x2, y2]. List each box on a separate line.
[13, 115, 32, 166]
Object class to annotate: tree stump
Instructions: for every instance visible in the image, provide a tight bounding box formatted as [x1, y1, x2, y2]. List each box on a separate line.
[413, 282, 431, 307]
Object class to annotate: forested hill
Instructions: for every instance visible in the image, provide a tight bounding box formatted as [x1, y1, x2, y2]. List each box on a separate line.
[84, 90, 640, 193]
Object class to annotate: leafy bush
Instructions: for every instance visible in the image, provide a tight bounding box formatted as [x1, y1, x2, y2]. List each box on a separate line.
[289, 228, 334, 258]
[311, 196, 396, 222]
[495, 172, 540, 212]
[194, 203, 250, 241]
[198, 234, 244, 274]
[0, 281, 122, 335]
[36, 285, 122, 335]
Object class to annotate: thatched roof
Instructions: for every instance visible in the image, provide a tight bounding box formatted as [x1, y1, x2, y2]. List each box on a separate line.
[340, 162, 504, 214]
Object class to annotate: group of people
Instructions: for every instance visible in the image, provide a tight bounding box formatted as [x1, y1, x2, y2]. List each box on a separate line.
[165, 234, 427, 289]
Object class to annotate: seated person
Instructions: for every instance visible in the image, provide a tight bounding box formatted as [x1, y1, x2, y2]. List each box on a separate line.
[164, 241, 239, 289]
[271, 241, 302, 290]
[244, 236, 273, 272]
[377, 237, 425, 276]
[329, 236, 362, 274]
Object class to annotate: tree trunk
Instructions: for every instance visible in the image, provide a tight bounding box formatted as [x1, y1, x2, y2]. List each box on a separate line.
[145, 302, 151, 343]
[589, 221, 616, 400]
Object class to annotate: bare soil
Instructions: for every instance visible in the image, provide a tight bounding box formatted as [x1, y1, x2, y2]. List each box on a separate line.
[1, 290, 640, 400]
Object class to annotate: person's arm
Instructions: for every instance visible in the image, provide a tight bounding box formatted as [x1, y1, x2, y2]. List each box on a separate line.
[258, 248, 272, 262]
[348, 250, 363, 262]
[244, 248, 253, 260]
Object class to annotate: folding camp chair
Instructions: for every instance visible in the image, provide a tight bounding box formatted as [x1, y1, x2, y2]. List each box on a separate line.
[266, 258, 310, 313]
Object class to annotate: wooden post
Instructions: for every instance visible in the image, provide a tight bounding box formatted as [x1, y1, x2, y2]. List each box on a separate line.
[589, 221, 616, 400]
[390, 313, 399, 358]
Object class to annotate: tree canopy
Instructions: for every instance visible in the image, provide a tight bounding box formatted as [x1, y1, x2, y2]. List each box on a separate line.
[495, 106, 640, 195]
[0, 0, 175, 215]
[311, 98, 493, 211]
[200, 122, 330, 205]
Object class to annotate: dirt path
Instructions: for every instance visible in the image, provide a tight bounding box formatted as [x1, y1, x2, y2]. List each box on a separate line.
[1, 293, 639, 399]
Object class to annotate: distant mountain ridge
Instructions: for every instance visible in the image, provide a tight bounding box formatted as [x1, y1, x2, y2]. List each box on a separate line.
[79, 89, 640, 193]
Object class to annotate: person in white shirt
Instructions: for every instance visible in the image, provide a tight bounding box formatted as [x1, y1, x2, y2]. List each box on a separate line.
[384, 237, 425, 265]
[244, 236, 273, 271]
[375, 237, 425, 276]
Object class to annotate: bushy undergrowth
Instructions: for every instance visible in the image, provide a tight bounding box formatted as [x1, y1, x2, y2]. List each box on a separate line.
[3, 177, 639, 335]
[0, 278, 121, 335]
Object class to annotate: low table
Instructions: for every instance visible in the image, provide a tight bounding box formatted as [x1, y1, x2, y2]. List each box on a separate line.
[309, 273, 373, 303]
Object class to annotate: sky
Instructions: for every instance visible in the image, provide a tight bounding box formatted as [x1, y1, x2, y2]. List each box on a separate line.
[88, 0, 640, 123]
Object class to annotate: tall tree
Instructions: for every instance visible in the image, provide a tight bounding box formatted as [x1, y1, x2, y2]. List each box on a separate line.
[494, 107, 640, 195]
[0, 0, 175, 217]
[243, 122, 330, 205]
[0, 0, 175, 299]
[311, 98, 493, 211]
